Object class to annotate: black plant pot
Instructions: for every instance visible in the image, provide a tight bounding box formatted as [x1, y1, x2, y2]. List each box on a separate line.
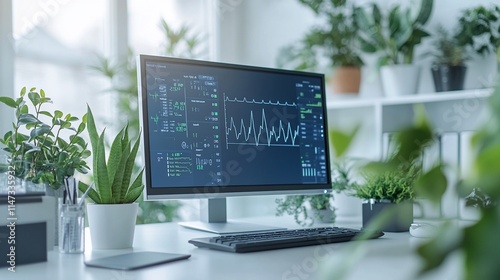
[431, 65, 467, 92]
[362, 201, 413, 232]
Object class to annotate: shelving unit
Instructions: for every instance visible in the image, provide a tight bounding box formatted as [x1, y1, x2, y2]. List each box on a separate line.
[326, 88, 493, 220]
[327, 88, 493, 160]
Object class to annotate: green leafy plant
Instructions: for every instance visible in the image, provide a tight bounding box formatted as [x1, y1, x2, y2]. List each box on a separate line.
[275, 194, 335, 227]
[330, 159, 358, 193]
[416, 76, 500, 279]
[355, 0, 433, 66]
[0, 87, 90, 190]
[464, 188, 494, 209]
[355, 170, 416, 203]
[455, 5, 500, 56]
[276, 159, 357, 226]
[78, 106, 143, 204]
[159, 18, 205, 58]
[277, 0, 363, 70]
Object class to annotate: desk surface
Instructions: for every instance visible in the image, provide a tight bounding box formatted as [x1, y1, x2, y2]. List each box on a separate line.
[1, 217, 461, 280]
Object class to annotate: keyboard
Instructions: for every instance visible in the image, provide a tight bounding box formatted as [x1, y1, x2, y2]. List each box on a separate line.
[188, 227, 384, 253]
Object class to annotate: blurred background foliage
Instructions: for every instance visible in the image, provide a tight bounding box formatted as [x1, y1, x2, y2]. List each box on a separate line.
[90, 19, 205, 224]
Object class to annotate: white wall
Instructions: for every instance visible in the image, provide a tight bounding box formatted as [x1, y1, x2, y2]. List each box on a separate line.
[218, 0, 499, 219]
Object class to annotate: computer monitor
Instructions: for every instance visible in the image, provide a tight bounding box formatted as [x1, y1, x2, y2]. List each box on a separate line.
[137, 55, 331, 234]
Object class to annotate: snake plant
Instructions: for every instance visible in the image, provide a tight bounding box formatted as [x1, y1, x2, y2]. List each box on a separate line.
[78, 106, 143, 204]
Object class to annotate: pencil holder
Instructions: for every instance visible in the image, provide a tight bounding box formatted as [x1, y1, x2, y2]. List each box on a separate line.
[59, 203, 85, 253]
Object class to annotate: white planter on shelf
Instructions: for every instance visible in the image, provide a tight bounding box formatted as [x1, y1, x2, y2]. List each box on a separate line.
[87, 203, 138, 250]
[381, 64, 420, 97]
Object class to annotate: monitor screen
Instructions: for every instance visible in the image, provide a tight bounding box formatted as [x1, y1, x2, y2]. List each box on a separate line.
[138, 55, 331, 202]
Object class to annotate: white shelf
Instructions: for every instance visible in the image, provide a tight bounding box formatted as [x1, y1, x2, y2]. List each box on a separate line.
[327, 88, 493, 110]
[327, 88, 494, 160]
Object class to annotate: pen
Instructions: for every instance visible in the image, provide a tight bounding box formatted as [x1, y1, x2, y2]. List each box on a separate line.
[64, 177, 72, 205]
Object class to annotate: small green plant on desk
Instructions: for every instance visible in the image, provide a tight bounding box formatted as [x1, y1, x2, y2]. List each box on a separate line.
[355, 171, 415, 203]
[275, 194, 334, 227]
[276, 159, 358, 227]
[78, 105, 143, 204]
[79, 106, 144, 249]
[0, 87, 90, 191]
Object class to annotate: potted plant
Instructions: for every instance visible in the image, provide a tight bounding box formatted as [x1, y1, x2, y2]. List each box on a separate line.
[355, 170, 417, 232]
[428, 27, 469, 92]
[275, 194, 335, 227]
[78, 106, 144, 250]
[0, 87, 91, 192]
[454, 5, 500, 88]
[355, 0, 433, 96]
[455, 5, 500, 57]
[275, 159, 358, 226]
[277, 0, 363, 94]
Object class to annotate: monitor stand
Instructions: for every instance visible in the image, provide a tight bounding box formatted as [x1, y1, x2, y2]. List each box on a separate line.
[178, 198, 286, 234]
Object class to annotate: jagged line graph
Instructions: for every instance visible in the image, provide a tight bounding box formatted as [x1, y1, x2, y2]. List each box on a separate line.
[224, 96, 297, 107]
[225, 108, 300, 147]
[223, 93, 300, 148]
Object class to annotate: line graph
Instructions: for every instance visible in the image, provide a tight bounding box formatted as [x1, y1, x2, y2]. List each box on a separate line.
[224, 96, 297, 107]
[225, 108, 300, 147]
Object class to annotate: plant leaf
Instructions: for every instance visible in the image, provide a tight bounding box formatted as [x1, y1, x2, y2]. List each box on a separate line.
[417, 221, 462, 275]
[111, 134, 129, 203]
[78, 181, 101, 204]
[95, 131, 111, 203]
[124, 170, 144, 203]
[0, 96, 17, 108]
[28, 91, 41, 106]
[18, 114, 41, 125]
[463, 209, 500, 279]
[330, 125, 359, 157]
[415, 164, 447, 204]
[121, 131, 142, 201]
[107, 127, 125, 190]
[29, 125, 51, 139]
[415, 0, 434, 25]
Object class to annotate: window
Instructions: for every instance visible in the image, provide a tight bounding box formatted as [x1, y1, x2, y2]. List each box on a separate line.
[13, 0, 109, 120]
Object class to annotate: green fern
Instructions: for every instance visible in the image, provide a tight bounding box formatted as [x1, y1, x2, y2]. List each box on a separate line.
[78, 105, 143, 204]
[356, 171, 416, 203]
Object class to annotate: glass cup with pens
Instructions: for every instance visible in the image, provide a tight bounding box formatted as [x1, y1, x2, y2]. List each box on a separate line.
[59, 178, 92, 254]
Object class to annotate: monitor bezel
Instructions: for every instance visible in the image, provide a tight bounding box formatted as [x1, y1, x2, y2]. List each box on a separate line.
[137, 54, 332, 200]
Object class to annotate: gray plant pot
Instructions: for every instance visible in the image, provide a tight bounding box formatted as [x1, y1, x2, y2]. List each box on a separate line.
[362, 201, 413, 232]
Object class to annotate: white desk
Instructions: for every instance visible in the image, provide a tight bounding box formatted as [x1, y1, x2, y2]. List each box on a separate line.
[0, 217, 461, 280]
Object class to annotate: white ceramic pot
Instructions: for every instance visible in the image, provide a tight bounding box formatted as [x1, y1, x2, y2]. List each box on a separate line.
[87, 203, 138, 250]
[380, 64, 420, 97]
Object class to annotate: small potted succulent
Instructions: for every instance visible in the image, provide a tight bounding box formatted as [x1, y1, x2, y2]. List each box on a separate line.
[79, 106, 144, 250]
